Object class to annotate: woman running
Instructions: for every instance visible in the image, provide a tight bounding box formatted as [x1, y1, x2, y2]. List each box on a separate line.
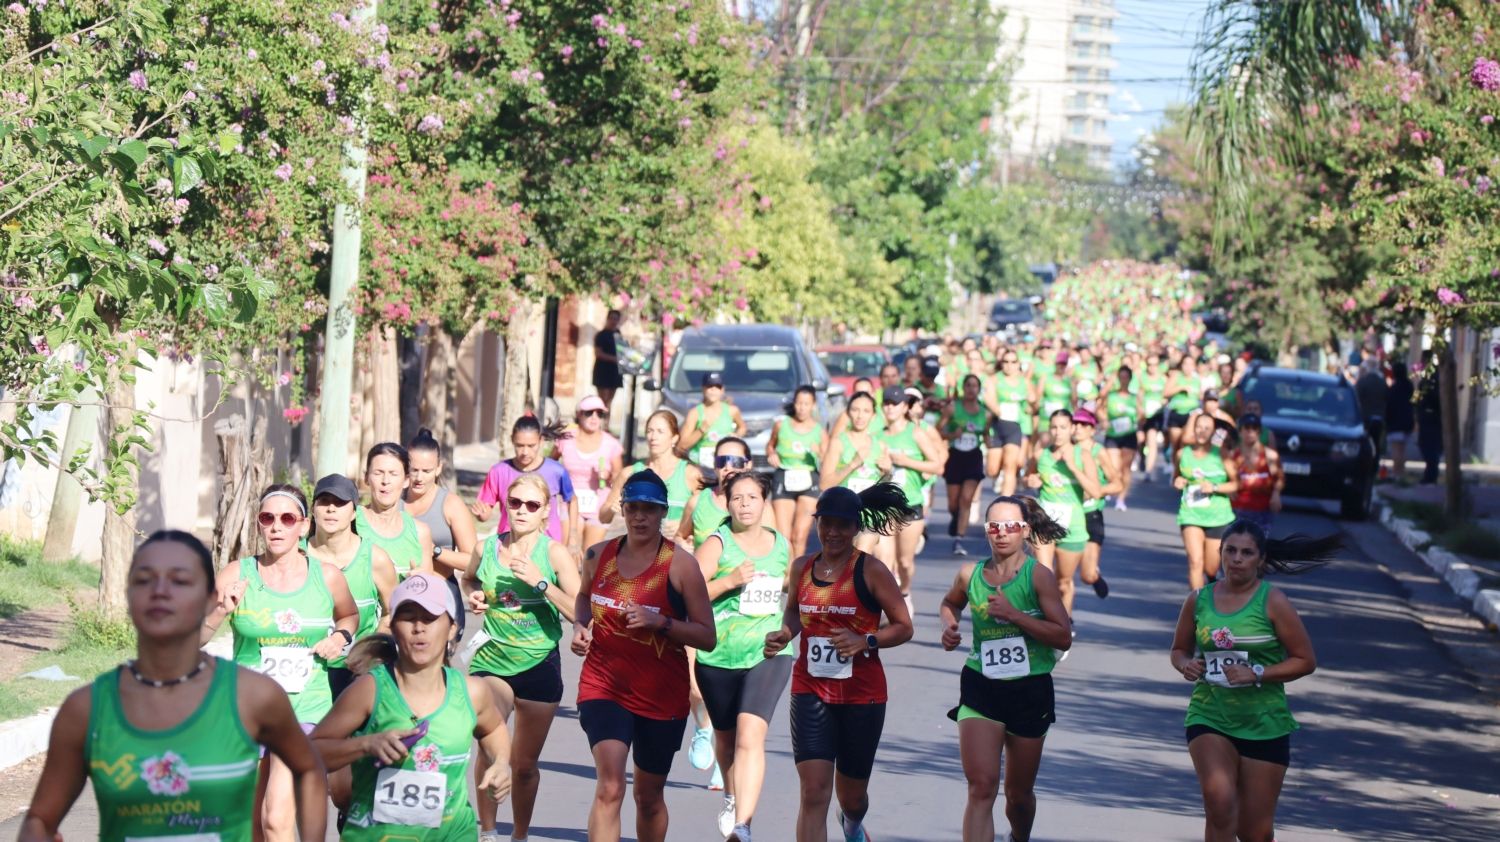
[941, 374, 991, 555]
[1170, 523, 1337, 842]
[1100, 366, 1141, 511]
[557, 394, 625, 553]
[681, 372, 748, 468]
[1024, 412, 1103, 619]
[1037, 351, 1074, 422]
[19, 531, 328, 842]
[985, 349, 1036, 496]
[465, 474, 581, 842]
[1070, 409, 1120, 603]
[407, 427, 479, 633]
[830, 378, 882, 437]
[695, 471, 795, 842]
[1138, 355, 1170, 479]
[312, 572, 513, 840]
[818, 391, 892, 554]
[878, 384, 946, 609]
[1165, 355, 1206, 455]
[1229, 414, 1283, 533]
[1175, 413, 1240, 589]
[938, 498, 1072, 842]
[768, 385, 826, 559]
[573, 470, 718, 842]
[202, 485, 360, 842]
[600, 409, 700, 542]
[474, 417, 578, 545]
[306, 473, 399, 699]
[763, 484, 916, 842]
[357, 442, 436, 580]
[680, 436, 762, 550]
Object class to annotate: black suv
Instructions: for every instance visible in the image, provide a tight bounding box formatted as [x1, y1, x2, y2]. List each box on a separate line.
[987, 299, 1037, 335]
[1238, 364, 1377, 519]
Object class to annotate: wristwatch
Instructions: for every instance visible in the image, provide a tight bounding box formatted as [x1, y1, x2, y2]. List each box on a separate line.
[535, 579, 550, 594]
[432, 544, 443, 562]
[1251, 664, 1265, 687]
[866, 633, 879, 652]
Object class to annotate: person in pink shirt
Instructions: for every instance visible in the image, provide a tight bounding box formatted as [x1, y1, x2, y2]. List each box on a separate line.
[556, 395, 625, 555]
[472, 416, 577, 544]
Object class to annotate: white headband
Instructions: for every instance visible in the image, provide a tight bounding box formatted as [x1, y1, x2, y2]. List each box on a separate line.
[261, 490, 306, 517]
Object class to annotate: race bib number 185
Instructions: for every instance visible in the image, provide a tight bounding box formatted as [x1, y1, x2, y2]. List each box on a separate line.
[373, 767, 446, 828]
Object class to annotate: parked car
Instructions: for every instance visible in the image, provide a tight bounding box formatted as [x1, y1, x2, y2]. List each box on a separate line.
[987, 299, 1039, 335]
[1237, 364, 1377, 519]
[816, 345, 891, 396]
[642, 325, 846, 463]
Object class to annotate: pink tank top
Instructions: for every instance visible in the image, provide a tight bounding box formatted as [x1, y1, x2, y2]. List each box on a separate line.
[558, 433, 623, 517]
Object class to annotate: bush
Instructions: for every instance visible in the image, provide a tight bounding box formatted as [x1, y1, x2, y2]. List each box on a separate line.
[64, 597, 136, 652]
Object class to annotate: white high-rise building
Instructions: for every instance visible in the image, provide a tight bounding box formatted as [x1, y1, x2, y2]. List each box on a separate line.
[995, 0, 1119, 170]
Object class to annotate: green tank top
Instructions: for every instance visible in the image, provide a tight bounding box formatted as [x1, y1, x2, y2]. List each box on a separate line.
[1081, 442, 1108, 514]
[1036, 447, 1086, 541]
[1184, 581, 1298, 740]
[946, 400, 988, 453]
[835, 431, 886, 492]
[344, 665, 478, 841]
[1039, 373, 1072, 418]
[697, 525, 792, 670]
[774, 417, 821, 471]
[1105, 391, 1139, 438]
[89, 659, 259, 842]
[992, 374, 1032, 435]
[229, 556, 335, 722]
[1177, 446, 1235, 528]
[629, 458, 691, 522]
[1168, 373, 1204, 413]
[469, 534, 562, 676]
[1139, 372, 1168, 415]
[963, 558, 1056, 679]
[1074, 367, 1100, 403]
[880, 422, 925, 507]
[689, 403, 738, 466]
[355, 507, 421, 580]
[690, 487, 729, 549]
[324, 538, 378, 670]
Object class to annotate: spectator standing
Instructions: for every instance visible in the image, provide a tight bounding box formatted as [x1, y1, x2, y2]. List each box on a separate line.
[1385, 361, 1416, 482]
[1416, 361, 1443, 485]
[1354, 359, 1389, 454]
[593, 309, 625, 412]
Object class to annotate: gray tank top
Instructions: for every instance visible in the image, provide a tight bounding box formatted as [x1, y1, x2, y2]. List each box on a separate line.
[411, 486, 454, 549]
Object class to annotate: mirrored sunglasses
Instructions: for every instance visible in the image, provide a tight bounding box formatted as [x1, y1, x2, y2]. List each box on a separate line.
[985, 520, 1027, 536]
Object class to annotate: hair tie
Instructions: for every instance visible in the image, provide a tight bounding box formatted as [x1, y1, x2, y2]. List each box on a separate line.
[261, 490, 307, 517]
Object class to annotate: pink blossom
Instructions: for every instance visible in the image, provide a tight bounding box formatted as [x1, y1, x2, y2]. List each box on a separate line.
[246, 48, 258, 60]
[278, 371, 292, 386]
[1477, 175, 1492, 196]
[713, 145, 727, 160]
[1471, 57, 1500, 91]
[734, 297, 748, 310]
[128, 70, 147, 91]
[1484, 115, 1495, 125]
[5, 4, 25, 15]
[417, 114, 444, 134]
[1342, 297, 1357, 312]
[670, 88, 683, 101]
[146, 237, 167, 255]
[560, 45, 574, 58]
[1437, 287, 1465, 306]
[1409, 130, 1428, 146]
[274, 163, 294, 180]
[1429, 156, 1446, 178]
[679, 117, 692, 128]
[29, 335, 50, 356]
[282, 406, 309, 424]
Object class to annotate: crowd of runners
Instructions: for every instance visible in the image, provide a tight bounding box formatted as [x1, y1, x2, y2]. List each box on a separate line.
[19, 266, 1339, 842]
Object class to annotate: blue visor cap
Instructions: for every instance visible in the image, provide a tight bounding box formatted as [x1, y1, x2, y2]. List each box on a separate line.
[621, 469, 670, 506]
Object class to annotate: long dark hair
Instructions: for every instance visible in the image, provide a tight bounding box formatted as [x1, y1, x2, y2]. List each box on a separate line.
[1222, 520, 1340, 575]
[135, 530, 216, 593]
[985, 495, 1069, 546]
[699, 437, 752, 490]
[854, 482, 919, 536]
[513, 414, 572, 442]
[783, 384, 818, 417]
[408, 427, 442, 460]
[720, 471, 773, 530]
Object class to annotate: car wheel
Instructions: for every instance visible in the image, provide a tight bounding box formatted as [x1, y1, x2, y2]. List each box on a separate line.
[1340, 477, 1373, 521]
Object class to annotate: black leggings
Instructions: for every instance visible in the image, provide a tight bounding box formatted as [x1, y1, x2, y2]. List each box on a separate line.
[789, 693, 886, 779]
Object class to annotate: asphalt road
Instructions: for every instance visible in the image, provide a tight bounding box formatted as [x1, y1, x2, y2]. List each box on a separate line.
[4, 479, 1500, 840]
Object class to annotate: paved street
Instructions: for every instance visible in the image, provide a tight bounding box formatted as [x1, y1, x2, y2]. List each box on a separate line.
[4, 480, 1500, 840]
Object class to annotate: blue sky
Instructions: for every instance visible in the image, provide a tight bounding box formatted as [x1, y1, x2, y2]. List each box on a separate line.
[1107, 0, 1210, 169]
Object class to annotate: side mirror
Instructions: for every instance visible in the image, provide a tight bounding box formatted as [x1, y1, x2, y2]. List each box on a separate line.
[810, 379, 829, 391]
[642, 377, 660, 392]
[827, 382, 847, 398]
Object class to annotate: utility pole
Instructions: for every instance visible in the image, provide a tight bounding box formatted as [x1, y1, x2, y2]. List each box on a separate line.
[316, 0, 377, 480]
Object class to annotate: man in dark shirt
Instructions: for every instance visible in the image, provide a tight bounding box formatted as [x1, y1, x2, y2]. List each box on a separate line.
[1416, 360, 1442, 485]
[1354, 360, 1389, 456]
[592, 309, 624, 411]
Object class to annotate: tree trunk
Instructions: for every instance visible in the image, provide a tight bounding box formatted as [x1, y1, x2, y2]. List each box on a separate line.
[398, 331, 425, 446]
[421, 329, 458, 487]
[500, 300, 538, 457]
[1439, 342, 1464, 515]
[98, 365, 139, 617]
[369, 325, 401, 446]
[211, 413, 269, 566]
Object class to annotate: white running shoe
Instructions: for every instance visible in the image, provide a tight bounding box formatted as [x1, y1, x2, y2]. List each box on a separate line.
[717, 795, 737, 838]
[952, 539, 968, 556]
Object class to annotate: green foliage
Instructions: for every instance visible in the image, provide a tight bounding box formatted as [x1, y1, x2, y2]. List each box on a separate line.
[66, 595, 138, 650]
[0, 536, 97, 620]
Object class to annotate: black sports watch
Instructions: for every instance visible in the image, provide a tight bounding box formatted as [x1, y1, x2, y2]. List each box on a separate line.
[866, 633, 879, 651]
[432, 544, 443, 561]
[535, 579, 550, 594]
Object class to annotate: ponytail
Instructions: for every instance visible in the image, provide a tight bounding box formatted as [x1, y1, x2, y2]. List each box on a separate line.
[513, 414, 573, 443]
[345, 633, 397, 674]
[855, 482, 919, 536]
[983, 495, 1068, 546]
[1223, 520, 1340, 575]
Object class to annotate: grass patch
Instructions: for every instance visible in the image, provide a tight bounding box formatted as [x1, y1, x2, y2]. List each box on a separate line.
[0, 535, 99, 620]
[0, 607, 135, 721]
[1387, 499, 1500, 561]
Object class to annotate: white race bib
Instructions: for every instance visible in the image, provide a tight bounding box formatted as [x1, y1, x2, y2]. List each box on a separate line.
[1184, 486, 1212, 508]
[979, 636, 1030, 680]
[782, 468, 813, 493]
[128, 836, 221, 842]
[373, 766, 447, 828]
[956, 432, 979, 452]
[698, 446, 718, 468]
[806, 636, 853, 679]
[576, 487, 599, 514]
[257, 646, 313, 694]
[1042, 400, 1064, 416]
[1202, 650, 1251, 688]
[998, 402, 1020, 422]
[739, 575, 782, 616]
[1039, 499, 1073, 528]
[1110, 416, 1132, 435]
[1146, 399, 1164, 416]
[892, 467, 911, 486]
[848, 475, 874, 493]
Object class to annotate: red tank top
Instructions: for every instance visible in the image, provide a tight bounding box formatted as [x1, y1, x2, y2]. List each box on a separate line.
[792, 552, 886, 704]
[577, 537, 689, 719]
[1231, 447, 1273, 511]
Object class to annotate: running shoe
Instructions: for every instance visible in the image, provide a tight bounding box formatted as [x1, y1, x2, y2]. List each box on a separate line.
[1093, 576, 1110, 599]
[689, 727, 714, 770]
[478, 832, 502, 842]
[709, 763, 724, 790]
[717, 794, 737, 838]
[838, 811, 871, 842]
[1113, 497, 1128, 511]
[952, 539, 968, 556]
[728, 823, 753, 842]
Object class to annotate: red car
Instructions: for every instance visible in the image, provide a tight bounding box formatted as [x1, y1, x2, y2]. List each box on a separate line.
[816, 345, 892, 396]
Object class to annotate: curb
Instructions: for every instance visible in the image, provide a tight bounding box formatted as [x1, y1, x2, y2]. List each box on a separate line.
[0, 707, 58, 773]
[1378, 503, 1500, 629]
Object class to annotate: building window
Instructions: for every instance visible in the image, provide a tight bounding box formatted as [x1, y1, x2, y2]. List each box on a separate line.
[1069, 117, 1087, 136]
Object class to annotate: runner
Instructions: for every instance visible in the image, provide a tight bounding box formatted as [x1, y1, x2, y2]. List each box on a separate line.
[768, 384, 826, 559]
[557, 394, 625, 553]
[305, 473, 399, 700]
[763, 484, 916, 842]
[1037, 350, 1074, 427]
[818, 391, 892, 555]
[831, 377, 882, 437]
[1165, 356, 1206, 456]
[573, 469, 718, 842]
[1069, 409, 1119, 604]
[357, 442, 436, 580]
[680, 436, 765, 550]
[1100, 366, 1141, 510]
[202, 484, 360, 842]
[681, 372, 748, 468]
[1175, 413, 1241, 589]
[695, 471, 795, 842]
[473, 417, 578, 545]
[985, 349, 1036, 496]
[1024, 412, 1103, 621]
[937, 498, 1072, 842]
[465, 474, 582, 842]
[18, 531, 328, 842]
[407, 427, 479, 634]
[600, 409, 701, 541]
[909, 386, 949, 518]
[940, 374, 991, 555]
[1169, 523, 1339, 842]
[878, 384, 946, 610]
[1138, 356, 1170, 479]
[312, 572, 513, 840]
[1228, 414, 1284, 533]
[1185, 389, 1238, 449]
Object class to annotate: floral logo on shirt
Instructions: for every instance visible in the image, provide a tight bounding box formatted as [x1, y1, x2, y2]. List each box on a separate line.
[275, 610, 302, 635]
[411, 744, 441, 773]
[140, 751, 190, 796]
[498, 589, 522, 610]
[1210, 626, 1236, 650]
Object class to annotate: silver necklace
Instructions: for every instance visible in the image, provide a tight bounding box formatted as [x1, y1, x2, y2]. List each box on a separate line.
[127, 658, 208, 689]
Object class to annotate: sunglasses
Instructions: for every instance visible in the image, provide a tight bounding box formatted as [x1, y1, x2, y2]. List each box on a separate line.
[507, 497, 545, 513]
[581, 409, 606, 418]
[985, 520, 1027, 536]
[258, 511, 302, 528]
[715, 455, 751, 469]
[1002, 358, 1019, 364]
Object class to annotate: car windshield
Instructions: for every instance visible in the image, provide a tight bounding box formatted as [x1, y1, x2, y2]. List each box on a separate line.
[992, 301, 1031, 317]
[818, 350, 886, 379]
[1243, 376, 1361, 426]
[668, 348, 798, 393]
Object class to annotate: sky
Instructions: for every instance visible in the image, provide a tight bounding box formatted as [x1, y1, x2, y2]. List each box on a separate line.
[1106, 0, 1211, 169]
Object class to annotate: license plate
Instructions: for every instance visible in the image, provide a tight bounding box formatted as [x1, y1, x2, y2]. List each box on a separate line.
[1284, 461, 1311, 475]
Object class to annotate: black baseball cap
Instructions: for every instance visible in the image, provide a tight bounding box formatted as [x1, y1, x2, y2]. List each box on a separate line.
[313, 474, 359, 503]
[1238, 413, 1262, 428]
[881, 385, 906, 405]
[702, 372, 725, 389]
